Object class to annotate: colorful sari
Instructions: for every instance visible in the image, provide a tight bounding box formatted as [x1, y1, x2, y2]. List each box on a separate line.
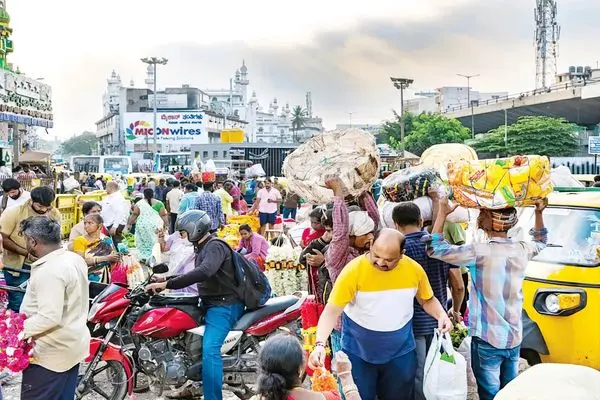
[135, 200, 164, 261]
[72, 234, 116, 283]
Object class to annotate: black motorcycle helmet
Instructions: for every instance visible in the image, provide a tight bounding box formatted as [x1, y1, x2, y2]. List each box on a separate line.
[175, 210, 212, 242]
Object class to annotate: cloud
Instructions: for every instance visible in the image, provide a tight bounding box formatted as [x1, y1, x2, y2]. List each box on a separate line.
[10, 0, 600, 135]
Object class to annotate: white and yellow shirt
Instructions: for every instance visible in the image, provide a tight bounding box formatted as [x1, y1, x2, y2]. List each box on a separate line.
[328, 254, 434, 364]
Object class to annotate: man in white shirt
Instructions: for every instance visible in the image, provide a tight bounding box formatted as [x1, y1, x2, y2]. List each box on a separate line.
[166, 180, 183, 234]
[19, 216, 90, 400]
[1, 178, 30, 213]
[251, 178, 281, 236]
[101, 181, 130, 245]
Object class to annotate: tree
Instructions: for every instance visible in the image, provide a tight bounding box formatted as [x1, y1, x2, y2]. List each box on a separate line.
[291, 106, 307, 143]
[470, 116, 581, 157]
[60, 131, 98, 156]
[378, 110, 415, 147]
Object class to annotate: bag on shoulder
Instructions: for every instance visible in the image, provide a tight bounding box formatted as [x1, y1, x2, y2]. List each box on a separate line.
[212, 238, 272, 310]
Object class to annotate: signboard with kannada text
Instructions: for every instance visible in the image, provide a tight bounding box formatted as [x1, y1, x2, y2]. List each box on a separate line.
[123, 111, 207, 146]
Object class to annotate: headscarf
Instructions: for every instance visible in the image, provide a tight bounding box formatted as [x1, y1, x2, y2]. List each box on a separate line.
[490, 208, 518, 232]
[348, 211, 375, 237]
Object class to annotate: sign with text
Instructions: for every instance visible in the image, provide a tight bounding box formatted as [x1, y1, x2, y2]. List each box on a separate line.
[589, 136, 600, 155]
[123, 111, 207, 146]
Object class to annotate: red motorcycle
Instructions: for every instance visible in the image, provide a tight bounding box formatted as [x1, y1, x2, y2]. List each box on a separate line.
[78, 263, 307, 399]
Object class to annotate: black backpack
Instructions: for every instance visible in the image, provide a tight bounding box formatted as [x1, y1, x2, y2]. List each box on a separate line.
[212, 238, 272, 310]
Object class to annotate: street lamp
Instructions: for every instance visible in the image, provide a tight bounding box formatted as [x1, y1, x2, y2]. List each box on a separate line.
[141, 57, 168, 155]
[390, 77, 413, 157]
[457, 73, 479, 138]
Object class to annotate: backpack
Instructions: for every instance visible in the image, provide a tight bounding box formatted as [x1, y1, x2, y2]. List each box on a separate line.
[212, 238, 272, 310]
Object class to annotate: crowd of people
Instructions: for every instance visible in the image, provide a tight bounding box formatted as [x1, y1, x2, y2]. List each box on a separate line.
[0, 167, 550, 400]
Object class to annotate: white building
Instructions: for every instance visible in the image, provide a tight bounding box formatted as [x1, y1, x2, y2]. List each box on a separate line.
[204, 61, 324, 144]
[403, 87, 509, 114]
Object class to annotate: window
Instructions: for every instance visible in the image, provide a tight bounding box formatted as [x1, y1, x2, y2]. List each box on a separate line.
[213, 151, 218, 158]
[203, 151, 208, 159]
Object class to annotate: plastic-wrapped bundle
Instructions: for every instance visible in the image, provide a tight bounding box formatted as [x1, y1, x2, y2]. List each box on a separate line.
[448, 155, 553, 209]
[283, 129, 380, 204]
[381, 166, 442, 202]
[380, 197, 470, 229]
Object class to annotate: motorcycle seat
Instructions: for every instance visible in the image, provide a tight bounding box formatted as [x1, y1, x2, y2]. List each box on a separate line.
[149, 295, 200, 307]
[233, 295, 298, 331]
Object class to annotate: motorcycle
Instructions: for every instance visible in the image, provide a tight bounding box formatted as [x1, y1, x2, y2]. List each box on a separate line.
[80, 261, 307, 399]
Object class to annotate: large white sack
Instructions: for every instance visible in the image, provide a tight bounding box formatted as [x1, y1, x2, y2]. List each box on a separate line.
[283, 129, 380, 204]
[496, 363, 600, 400]
[550, 166, 584, 188]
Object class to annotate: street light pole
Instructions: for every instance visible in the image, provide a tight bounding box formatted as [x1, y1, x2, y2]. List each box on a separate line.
[141, 57, 168, 155]
[347, 111, 355, 128]
[390, 77, 414, 157]
[457, 73, 479, 138]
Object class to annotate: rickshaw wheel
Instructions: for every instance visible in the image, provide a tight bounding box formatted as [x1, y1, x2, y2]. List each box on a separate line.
[521, 349, 542, 366]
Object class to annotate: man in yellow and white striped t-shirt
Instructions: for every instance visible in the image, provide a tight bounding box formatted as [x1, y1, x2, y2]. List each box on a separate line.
[309, 229, 452, 400]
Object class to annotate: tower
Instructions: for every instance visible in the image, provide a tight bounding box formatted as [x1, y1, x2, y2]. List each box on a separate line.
[305, 91, 313, 118]
[535, 0, 560, 90]
[237, 60, 249, 105]
[104, 70, 121, 114]
[0, 0, 14, 71]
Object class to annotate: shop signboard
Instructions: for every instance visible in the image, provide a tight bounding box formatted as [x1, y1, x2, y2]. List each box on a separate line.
[123, 111, 207, 146]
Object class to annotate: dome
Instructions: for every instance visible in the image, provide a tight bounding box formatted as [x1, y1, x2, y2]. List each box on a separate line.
[0, 9, 10, 24]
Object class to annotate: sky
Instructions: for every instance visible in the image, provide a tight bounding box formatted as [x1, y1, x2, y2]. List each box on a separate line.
[7, 0, 600, 138]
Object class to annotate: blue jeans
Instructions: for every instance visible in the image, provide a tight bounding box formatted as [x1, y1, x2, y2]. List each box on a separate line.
[21, 363, 79, 400]
[330, 330, 345, 400]
[414, 334, 434, 400]
[202, 302, 245, 400]
[471, 337, 520, 400]
[346, 349, 417, 400]
[4, 264, 30, 312]
[282, 207, 297, 219]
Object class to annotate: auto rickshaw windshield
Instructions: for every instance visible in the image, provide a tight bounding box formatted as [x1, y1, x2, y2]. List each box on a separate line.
[517, 206, 600, 267]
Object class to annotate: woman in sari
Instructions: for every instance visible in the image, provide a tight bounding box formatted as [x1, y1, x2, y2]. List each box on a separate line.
[126, 189, 167, 261]
[72, 214, 120, 283]
[157, 228, 198, 295]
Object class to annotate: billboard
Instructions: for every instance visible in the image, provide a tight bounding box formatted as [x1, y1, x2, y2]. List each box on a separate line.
[123, 111, 207, 145]
[148, 93, 188, 109]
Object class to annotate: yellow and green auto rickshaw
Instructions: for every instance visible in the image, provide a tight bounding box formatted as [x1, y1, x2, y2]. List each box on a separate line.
[517, 187, 600, 370]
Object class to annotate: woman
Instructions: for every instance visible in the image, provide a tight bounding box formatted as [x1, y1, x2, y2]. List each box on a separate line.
[253, 334, 360, 400]
[72, 214, 120, 283]
[68, 201, 106, 250]
[157, 228, 198, 295]
[301, 208, 327, 248]
[237, 224, 269, 271]
[126, 189, 167, 261]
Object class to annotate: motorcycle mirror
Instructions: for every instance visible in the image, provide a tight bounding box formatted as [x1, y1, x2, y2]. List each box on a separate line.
[152, 263, 169, 275]
[147, 256, 157, 268]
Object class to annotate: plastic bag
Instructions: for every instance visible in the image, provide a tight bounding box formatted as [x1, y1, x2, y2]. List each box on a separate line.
[420, 143, 478, 181]
[382, 166, 441, 202]
[110, 262, 128, 285]
[456, 337, 476, 389]
[550, 166, 584, 188]
[63, 176, 80, 192]
[423, 330, 468, 400]
[282, 129, 380, 204]
[245, 164, 266, 178]
[448, 155, 553, 209]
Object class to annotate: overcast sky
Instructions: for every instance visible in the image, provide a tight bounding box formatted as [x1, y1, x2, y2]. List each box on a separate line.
[8, 0, 600, 137]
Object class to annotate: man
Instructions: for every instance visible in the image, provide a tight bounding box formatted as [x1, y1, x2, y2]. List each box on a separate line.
[1, 178, 31, 213]
[195, 182, 224, 233]
[392, 202, 465, 400]
[0, 160, 12, 177]
[1, 187, 61, 312]
[214, 181, 234, 221]
[251, 178, 281, 236]
[147, 177, 157, 193]
[146, 210, 245, 400]
[427, 196, 548, 400]
[309, 229, 452, 400]
[19, 216, 90, 400]
[443, 221, 469, 315]
[100, 181, 130, 246]
[166, 180, 183, 234]
[179, 183, 200, 214]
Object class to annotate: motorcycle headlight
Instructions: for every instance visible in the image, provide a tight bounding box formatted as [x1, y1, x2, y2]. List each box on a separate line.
[534, 289, 586, 316]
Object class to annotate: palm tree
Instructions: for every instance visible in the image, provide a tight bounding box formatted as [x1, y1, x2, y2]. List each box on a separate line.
[291, 106, 308, 143]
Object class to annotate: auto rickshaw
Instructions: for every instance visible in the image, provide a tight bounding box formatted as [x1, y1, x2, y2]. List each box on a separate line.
[517, 187, 600, 370]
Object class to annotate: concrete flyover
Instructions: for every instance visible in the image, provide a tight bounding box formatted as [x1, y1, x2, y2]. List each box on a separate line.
[443, 81, 600, 134]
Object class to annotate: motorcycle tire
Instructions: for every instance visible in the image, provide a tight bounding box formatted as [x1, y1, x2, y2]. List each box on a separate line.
[76, 360, 129, 400]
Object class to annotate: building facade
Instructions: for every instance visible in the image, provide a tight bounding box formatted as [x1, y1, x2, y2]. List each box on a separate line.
[403, 87, 509, 114]
[0, 0, 53, 165]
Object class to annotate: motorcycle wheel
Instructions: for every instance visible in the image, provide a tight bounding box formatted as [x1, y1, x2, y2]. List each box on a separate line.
[76, 360, 129, 400]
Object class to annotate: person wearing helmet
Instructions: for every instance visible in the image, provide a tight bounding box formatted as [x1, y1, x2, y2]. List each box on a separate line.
[145, 210, 244, 400]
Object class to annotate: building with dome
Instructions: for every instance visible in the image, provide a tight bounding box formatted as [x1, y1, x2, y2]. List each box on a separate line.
[0, 0, 53, 165]
[205, 61, 324, 144]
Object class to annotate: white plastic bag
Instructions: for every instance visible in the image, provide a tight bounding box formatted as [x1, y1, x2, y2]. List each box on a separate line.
[456, 337, 476, 389]
[245, 164, 266, 178]
[63, 176, 80, 192]
[423, 330, 468, 400]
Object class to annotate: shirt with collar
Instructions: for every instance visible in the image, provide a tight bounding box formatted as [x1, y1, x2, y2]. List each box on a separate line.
[101, 191, 130, 228]
[21, 248, 90, 372]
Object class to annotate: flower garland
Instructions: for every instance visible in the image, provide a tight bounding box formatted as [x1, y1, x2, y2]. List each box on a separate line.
[264, 244, 307, 296]
[0, 309, 34, 373]
[311, 368, 339, 393]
